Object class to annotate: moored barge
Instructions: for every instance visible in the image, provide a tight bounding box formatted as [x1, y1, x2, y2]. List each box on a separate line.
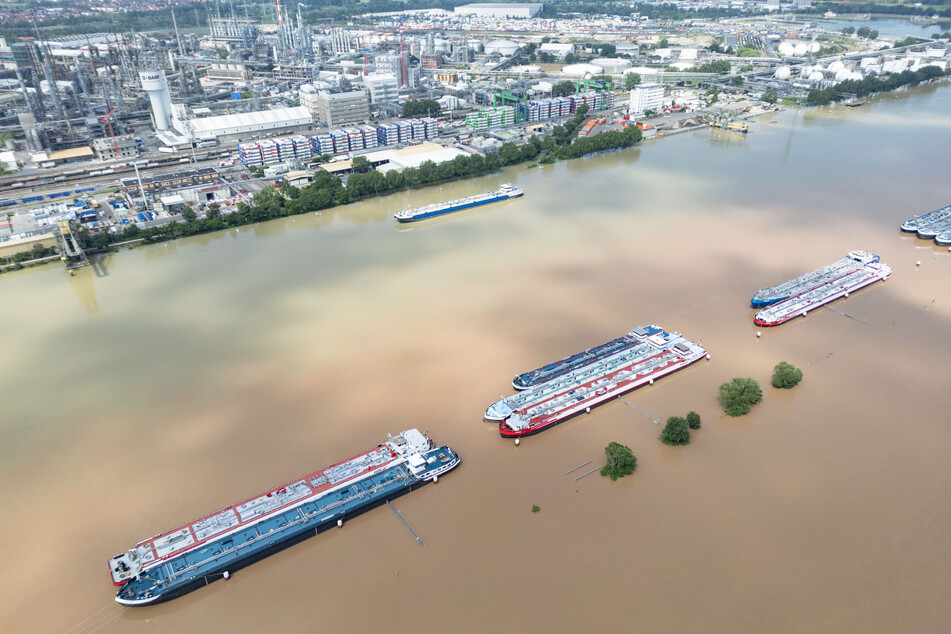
[754, 258, 891, 326]
[393, 184, 522, 223]
[108, 430, 459, 605]
[486, 327, 707, 438]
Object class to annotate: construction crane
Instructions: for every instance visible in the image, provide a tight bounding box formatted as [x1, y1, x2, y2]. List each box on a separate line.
[493, 90, 528, 122]
[358, 36, 373, 76]
[100, 105, 120, 156]
[575, 78, 612, 94]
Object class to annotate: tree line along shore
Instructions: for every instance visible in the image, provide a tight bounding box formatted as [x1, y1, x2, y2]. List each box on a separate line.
[2, 105, 643, 270]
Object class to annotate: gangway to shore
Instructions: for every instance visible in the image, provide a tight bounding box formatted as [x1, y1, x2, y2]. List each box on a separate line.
[55, 220, 89, 270]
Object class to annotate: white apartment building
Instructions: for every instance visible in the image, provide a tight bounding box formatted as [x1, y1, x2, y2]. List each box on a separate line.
[363, 73, 399, 105]
[629, 83, 664, 116]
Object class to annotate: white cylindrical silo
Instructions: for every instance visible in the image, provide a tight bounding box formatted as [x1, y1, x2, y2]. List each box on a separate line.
[139, 69, 172, 131]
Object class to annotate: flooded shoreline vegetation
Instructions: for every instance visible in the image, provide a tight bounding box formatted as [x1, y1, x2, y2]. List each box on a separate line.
[719, 378, 764, 417]
[772, 362, 804, 389]
[3, 108, 643, 265]
[687, 411, 702, 430]
[811, 2, 951, 18]
[806, 66, 950, 105]
[0, 244, 57, 271]
[661, 417, 691, 446]
[601, 442, 637, 480]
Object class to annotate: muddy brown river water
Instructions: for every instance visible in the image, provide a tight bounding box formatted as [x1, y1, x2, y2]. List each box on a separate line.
[2, 84, 950, 633]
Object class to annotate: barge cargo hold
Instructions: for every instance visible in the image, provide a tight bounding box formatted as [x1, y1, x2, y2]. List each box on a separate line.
[486, 327, 707, 438]
[750, 250, 880, 308]
[108, 430, 459, 606]
[393, 183, 522, 223]
[900, 204, 951, 233]
[753, 259, 891, 326]
[511, 325, 665, 390]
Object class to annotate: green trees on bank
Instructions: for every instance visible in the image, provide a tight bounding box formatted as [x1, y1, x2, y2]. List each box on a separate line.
[7, 107, 645, 262]
[601, 442, 637, 480]
[719, 377, 763, 417]
[806, 66, 950, 106]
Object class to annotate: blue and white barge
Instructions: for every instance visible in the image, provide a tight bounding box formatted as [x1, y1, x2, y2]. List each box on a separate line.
[108, 429, 459, 606]
[750, 250, 879, 308]
[393, 184, 522, 223]
[511, 326, 664, 390]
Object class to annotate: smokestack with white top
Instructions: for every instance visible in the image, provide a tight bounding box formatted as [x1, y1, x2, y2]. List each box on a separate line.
[139, 69, 172, 130]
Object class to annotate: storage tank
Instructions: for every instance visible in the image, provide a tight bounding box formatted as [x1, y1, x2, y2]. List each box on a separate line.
[485, 40, 518, 56]
[139, 69, 172, 130]
[774, 66, 791, 80]
[591, 58, 631, 74]
[561, 63, 604, 77]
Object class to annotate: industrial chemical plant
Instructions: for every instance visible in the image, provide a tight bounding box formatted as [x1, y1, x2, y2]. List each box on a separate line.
[0, 1, 947, 269]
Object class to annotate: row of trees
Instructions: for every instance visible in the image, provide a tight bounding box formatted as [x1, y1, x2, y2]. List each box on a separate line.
[0, 4, 207, 40]
[98, 171, 350, 246]
[346, 150, 522, 198]
[694, 60, 733, 75]
[0, 243, 57, 271]
[841, 26, 880, 39]
[806, 66, 950, 106]
[537, 2, 767, 20]
[556, 127, 643, 160]
[809, 2, 951, 18]
[67, 107, 642, 253]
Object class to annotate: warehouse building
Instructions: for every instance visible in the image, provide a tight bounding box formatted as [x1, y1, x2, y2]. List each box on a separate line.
[163, 105, 314, 145]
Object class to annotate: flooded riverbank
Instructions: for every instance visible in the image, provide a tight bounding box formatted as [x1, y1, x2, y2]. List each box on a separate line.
[1, 85, 950, 633]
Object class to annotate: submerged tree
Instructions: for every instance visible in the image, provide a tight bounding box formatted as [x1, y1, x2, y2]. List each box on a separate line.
[719, 377, 763, 417]
[661, 416, 690, 445]
[772, 362, 803, 389]
[601, 442, 637, 480]
[686, 411, 701, 430]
